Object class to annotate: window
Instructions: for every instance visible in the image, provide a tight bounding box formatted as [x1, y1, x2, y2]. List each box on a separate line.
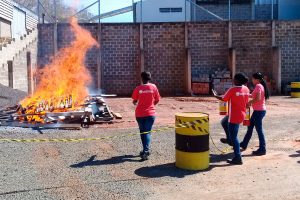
[159, 8, 183, 13]
[171, 8, 183, 12]
[159, 8, 171, 13]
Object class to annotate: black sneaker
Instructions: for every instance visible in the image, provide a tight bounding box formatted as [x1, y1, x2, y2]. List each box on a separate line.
[220, 138, 233, 146]
[240, 143, 247, 151]
[252, 149, 266, 156]
[140, 152, 149, 161]
[140, 151, 150, 157]
[240, 147, 247, 152]
[220, 138, 228, 144]
[227, 157, 243, 165]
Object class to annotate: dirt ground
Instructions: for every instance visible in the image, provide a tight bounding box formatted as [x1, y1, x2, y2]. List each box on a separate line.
[0, 96, 299, 200]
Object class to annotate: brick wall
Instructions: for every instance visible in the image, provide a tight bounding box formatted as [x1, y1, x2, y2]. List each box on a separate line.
[275, 21, 300, 86]
[37, 24, 54, 67]
[189, 22, 228, 78]
[143, 23, 186, 95]
[77, 24, 99, 89]
[101, 24, 140, 95]
[36, 21, 300, 95]
[232, 21, 272, 78]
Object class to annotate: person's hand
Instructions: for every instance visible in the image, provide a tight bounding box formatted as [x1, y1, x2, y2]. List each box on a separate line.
[212, 89, 218, 97]
[246, 102, 252, 108]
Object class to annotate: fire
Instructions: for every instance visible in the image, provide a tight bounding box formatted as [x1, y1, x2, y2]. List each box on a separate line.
[20, 18, 98, 122]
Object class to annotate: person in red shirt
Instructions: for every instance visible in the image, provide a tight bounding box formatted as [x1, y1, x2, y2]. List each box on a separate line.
[240, 72, 270, 156]
[213, 73, 250, 165]
[132, 71, 160, 161]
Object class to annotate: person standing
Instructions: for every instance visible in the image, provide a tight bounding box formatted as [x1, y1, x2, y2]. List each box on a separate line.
[213, 73, 250, 165]
[240, 72, 269, 155]
[132, 71, 160, 161]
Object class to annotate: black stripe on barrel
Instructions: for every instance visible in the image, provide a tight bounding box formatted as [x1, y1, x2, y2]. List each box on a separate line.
[291, 88, 300, 92]
[176, 133, 209, 153]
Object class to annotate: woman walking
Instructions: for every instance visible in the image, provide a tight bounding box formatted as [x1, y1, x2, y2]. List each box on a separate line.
[132, 71, 160, 161]
[213, 73, 250, 165]
[240, 72, 269, 155]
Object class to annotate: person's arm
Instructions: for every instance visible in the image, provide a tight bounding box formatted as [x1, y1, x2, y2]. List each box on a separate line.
[247, 91, 261, 107]
[212, 89, 231, 101]
[132, 88, 139, 105]
[154, 87, 160, 105]
[212, 89, 222, 100]
[133, 100, 138, 105]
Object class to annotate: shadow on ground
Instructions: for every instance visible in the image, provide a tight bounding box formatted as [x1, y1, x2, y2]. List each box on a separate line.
[289, 150, 300, 164]
[70, 155, 140, 168]
[134, 153, 234, 179]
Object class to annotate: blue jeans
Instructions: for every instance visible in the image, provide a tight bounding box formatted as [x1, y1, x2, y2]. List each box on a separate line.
[136, 116, 155, 153]
[229, 123, 241, 159]
[240, 110, 266, 151]
[221, 116, 232, 145]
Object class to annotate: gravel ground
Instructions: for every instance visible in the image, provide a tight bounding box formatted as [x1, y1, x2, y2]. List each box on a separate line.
[0, 84, 26, 108]
[0, 96, 299, 200]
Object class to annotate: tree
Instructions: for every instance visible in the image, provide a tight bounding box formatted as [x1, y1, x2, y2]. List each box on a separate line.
[13, 0, 95, 22]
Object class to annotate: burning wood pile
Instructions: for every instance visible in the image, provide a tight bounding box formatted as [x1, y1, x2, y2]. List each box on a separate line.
[0, 18, 121, 130]
[0, 95, 117, 129]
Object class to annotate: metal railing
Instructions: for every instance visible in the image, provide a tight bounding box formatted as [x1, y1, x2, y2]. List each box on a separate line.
[37, 0, 279, 24]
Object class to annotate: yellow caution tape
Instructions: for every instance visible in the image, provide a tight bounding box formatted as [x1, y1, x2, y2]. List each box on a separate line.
[0, 119, 262, 155]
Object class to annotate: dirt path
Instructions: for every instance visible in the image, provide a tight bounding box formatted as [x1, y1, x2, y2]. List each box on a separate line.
[0, 96, 299, 200]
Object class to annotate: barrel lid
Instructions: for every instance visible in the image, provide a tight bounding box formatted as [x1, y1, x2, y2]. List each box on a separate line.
[175, 112, 208, 118]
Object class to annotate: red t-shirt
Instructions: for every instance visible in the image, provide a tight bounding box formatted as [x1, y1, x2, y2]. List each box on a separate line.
[132, 83, 160, 118]
[222, 86, 250, 124]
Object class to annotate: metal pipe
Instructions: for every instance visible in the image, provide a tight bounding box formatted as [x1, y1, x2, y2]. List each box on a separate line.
[39, 1, 55, 22]
[186, 0, 224, 21]
[228, 0, 231, 21]
[271, 0, 274, 20]
[193, 0, 196, 21]
[71, 1, 98, 18]
[54, 0, 57, 22]
[37, 0, 40, 23]
[185, 0, 187, 22]
[132, 0, 134, 22]
[98, 0, 100, 23]
[53, 0, 57, 55]
[141, 0, 143, 23]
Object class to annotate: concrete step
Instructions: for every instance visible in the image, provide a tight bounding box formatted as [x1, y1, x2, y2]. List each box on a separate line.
[0, 29, 37, 66]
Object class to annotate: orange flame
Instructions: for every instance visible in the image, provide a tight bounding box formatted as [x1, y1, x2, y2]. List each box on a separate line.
[20, 18, 98, 122]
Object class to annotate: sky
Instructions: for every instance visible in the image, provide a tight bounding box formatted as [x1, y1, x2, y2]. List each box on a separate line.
[64, 0, 137, 22]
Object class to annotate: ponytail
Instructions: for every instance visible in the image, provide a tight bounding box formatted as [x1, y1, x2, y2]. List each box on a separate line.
[259, 78, 270, 100]
[252, 72, 270, 100]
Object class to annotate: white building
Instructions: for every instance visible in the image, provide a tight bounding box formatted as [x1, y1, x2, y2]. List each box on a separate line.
[0, 0, 38, 39]
[133, 0, 300, 22]
[135, 0, 191, 22]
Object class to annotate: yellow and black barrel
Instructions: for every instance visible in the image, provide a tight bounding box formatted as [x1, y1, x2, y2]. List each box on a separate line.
[175, 112, 209, 171]
[291, 82, 300, 98]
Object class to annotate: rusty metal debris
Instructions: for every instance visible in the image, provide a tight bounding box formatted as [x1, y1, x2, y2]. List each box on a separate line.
[0, 95, 120, 129]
